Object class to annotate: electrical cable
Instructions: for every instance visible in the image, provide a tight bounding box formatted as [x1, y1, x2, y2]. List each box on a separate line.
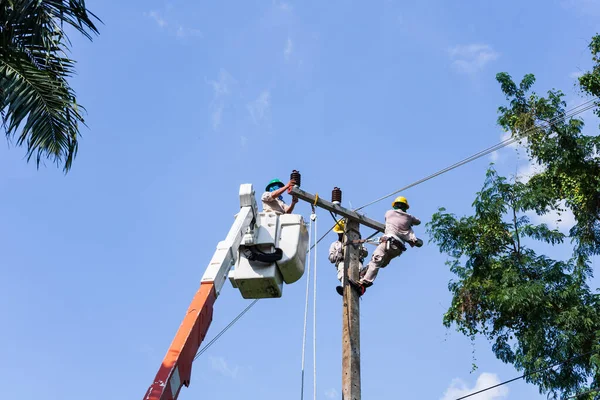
[454, 350, 597, 399]
[306, 100, 598, 249]
[193, 298, 259, 361]
[568, 387, 600, 399]
[355, 99, 599, 212]
[191, 98, 599, 368]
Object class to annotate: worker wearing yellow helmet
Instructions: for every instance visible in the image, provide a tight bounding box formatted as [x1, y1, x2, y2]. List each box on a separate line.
[358, 195, 423, 289]
[328, 219, 368, 295]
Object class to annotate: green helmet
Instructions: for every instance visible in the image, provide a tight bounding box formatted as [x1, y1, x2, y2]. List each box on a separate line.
[266, 178, 284, 192]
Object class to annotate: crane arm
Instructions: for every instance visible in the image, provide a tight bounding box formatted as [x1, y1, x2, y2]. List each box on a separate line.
[143, 282, 216, 400]
[142, 183, 309, 400]
[143, 184, 257, 400]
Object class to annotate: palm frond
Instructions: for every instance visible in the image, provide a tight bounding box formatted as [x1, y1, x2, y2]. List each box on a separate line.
[1, 49, 83, 171]
[0, 0, 99, 171]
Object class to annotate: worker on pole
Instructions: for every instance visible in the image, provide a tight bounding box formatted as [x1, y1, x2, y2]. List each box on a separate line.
[261, 178, 298, 214]
[328, 219, 368, 296]
[358, 196, 423, 289]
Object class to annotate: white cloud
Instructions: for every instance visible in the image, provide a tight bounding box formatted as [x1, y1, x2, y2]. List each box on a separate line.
[448, 44, 499, 75]
[500, 131, 520, 149]
[176, 25, 203, 39]
[145, 10, 202, 40]
[208, 69, 235, 97]
[207, 69, 236, 130]
[212, 105, 224, 130]
[570, 71, 584, 79]
[247, 90, 271, 124]
[490, 131, 519, 162]
[529, 201, 576, 232]
[209, 356, 240, 379]
[146, 11, 167, 28]
[325, 388, 338, 399]
[516, 159, 545, 183]
[284, 37, 293, 60]
[441, 373, 509, 400]
[273, 0, 292, 12]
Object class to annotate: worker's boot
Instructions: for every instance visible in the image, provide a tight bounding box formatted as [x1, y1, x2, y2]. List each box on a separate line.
[348, 278, 367, 296]
[414, 238, 424, 248]
[337, 285, 364, 296]
[358, 278, 373, 288]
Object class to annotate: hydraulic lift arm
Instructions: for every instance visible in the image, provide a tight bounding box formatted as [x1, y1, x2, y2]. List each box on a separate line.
[143, 185, 257, 400]
[143, 283, 216, 400]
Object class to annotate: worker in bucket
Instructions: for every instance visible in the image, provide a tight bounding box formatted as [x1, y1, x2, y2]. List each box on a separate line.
[328, 219, 368, 296]
[261, 178, 298, 215]
[357, 196, 423, 290]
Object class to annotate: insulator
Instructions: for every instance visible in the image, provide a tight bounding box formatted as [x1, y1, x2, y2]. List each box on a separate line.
[290, 170, 301, 187]
[332, 187, 342, 204]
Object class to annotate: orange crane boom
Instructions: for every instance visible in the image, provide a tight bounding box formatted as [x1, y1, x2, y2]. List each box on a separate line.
[143, 282, 216, 400]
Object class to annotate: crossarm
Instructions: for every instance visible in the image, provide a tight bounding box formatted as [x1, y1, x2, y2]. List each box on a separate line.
[290, 187, 385, 233]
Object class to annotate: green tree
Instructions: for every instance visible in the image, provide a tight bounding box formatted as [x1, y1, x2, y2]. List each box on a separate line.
[1, 0, 99, 172]
[427, 35, 600, 399]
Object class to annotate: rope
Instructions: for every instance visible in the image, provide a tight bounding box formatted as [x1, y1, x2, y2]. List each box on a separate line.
[300, 213, 314, 400]
[355, 99, 599, 211]
[312, 214, 318, 400]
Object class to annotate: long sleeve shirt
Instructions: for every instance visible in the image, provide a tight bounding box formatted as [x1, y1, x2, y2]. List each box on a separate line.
[384, 209, 421, 242]
[328, 240, 368, 264]
[261, 191, 287, 214]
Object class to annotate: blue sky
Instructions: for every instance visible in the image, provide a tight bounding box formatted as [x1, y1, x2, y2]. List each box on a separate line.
[1, 1, 599, 399]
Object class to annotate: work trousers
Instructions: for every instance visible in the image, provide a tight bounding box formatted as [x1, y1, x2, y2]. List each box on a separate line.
[361, 241, 403, 284]
[336, 261, 365, 285]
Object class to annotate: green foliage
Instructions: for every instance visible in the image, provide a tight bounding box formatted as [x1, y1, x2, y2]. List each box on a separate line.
[579, 35, 600, 104]
[427, 35, 600, 399]
[0, 0, 99, 171]
[428, 169, 600, 398]
[494, 46, 600, 258]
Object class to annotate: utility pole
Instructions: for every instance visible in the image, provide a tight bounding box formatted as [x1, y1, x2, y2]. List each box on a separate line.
[342, 217, 361, 400]
[290, 186, 384, 400]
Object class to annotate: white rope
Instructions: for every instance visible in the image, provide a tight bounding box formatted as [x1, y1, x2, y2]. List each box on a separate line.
[300, 211, 319, 400]
[312, 214, 318, 400]
[300, 213, 313, 400]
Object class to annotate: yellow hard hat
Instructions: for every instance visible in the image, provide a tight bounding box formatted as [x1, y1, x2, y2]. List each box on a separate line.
[392, 196, 409, 209]
[333, 219, 345, 233]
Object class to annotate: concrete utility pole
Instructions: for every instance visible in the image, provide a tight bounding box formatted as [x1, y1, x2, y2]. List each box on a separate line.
[342, 218, 361, 400]
[290, 186, 385, 400]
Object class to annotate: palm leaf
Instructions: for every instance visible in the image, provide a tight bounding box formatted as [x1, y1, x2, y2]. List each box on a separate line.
[1, 48, 82, 170]
[1, 0, 99, 171]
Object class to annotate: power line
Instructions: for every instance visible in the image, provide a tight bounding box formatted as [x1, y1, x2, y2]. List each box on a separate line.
[355, 98, 599, 211]
[568, 387, 600, 399]
[193, 299, 259, 361]
[191, 98, 599, 364]
[455, 350, 597, 400]
[310, 100, 597, 245]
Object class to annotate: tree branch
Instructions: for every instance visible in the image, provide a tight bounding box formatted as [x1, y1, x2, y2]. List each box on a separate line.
[512, 198, 522, 255]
